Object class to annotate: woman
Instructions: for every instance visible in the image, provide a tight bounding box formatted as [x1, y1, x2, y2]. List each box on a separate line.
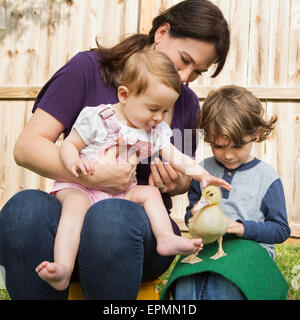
[0, 0, 230, 299]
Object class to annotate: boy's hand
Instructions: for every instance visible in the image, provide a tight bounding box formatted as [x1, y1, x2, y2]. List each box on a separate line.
[69, 158, 95, 177]
[200, 169, 232, 191]
[226, 218, 244, 237]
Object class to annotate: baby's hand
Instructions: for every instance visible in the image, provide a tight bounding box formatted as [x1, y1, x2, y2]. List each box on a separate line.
[200, 169, 232, 191]
[69, 158, 95, 177]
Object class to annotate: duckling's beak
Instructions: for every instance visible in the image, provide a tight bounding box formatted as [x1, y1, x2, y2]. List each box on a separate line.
[191, 197, 209, 214]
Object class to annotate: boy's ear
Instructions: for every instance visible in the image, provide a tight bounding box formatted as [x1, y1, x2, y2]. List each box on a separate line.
[118, 86, 129, 103]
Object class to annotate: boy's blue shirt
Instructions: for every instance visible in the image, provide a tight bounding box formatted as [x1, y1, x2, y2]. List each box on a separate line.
[185, 157, 291, 258]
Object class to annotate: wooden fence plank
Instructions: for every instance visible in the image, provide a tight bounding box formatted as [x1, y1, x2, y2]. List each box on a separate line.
[1, 86, 300, 100]
[268, 0, 290, 86]
[289, 0, 300, 87]
[247, 0, 271, 86]
[0, 87, 41, 99]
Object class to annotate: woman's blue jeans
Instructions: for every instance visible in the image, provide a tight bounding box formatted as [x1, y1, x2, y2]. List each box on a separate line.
[172, 272, 246, 300]
[0, 189, 177, 300]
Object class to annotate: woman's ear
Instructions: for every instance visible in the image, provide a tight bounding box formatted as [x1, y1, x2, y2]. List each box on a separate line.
[118, 86, 129, 104]
[154, 22, 171, 44]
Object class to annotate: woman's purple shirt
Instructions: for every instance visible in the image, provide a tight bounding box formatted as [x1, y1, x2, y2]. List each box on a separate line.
[33, 51, 200, 212]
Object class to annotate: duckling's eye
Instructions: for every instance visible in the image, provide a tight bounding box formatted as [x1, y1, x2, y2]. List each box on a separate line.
[209, 193, 214, 197]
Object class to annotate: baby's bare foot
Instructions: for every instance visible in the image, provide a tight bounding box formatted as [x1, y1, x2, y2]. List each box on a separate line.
[157, 234, 203, 256]
[35, 261, 71, 291]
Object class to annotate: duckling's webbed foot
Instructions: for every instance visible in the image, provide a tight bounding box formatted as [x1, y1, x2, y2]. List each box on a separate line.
[210, 236, 226, 260]
[181, 254, 203, 264]
[210, 249, 226, 260]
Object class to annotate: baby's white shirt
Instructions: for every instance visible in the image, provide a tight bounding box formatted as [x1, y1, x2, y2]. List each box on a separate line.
[72, 105, 173, 160]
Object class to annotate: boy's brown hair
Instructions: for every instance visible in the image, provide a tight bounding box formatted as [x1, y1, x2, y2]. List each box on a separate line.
[199, 85, 277, 145]
[118, 49, 181, 96]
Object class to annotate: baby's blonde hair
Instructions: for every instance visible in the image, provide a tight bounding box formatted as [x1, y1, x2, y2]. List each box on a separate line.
[118, 49, 181, 96]
[199, 85, 277, 145]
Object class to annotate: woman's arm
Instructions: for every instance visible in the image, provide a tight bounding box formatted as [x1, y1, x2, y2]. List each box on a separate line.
[14, 108, 135, 193]
[14, 108, 72, 182]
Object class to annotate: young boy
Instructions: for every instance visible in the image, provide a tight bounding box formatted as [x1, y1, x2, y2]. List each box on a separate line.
[173, 85, 291, 300]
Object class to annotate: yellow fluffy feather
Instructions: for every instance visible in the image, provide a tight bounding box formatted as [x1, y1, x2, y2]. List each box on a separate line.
[182, 185, 228, 264]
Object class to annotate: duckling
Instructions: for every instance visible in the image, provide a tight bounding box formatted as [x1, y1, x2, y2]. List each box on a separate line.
[181, 185, 228, 264]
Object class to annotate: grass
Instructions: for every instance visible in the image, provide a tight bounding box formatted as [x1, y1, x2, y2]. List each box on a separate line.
[0, 243, 299, 300]
[0, 289, 10, 300]
[274, 243, 300, 300]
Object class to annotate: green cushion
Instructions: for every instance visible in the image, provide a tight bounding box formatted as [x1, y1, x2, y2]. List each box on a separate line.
[160, 235, 288, 300]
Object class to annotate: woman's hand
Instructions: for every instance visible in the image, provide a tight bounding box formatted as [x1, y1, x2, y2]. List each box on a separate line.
[148, 158, 191, 195]
[79, 145, 138, 194]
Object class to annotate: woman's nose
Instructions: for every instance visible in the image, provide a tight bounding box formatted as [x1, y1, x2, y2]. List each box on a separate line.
[177, 69, 192, 83]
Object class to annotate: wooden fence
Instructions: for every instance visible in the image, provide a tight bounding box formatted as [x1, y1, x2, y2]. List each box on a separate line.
[0, 0, 299, 236]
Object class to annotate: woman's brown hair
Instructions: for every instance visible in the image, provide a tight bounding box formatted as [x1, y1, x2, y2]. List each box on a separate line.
[199, 85, 277, 145]
[92, 0, 230, 87]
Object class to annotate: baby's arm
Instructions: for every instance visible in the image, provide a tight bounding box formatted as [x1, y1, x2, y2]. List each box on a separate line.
[60, 129, 94, 177]
[160, 143, 232, 191]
